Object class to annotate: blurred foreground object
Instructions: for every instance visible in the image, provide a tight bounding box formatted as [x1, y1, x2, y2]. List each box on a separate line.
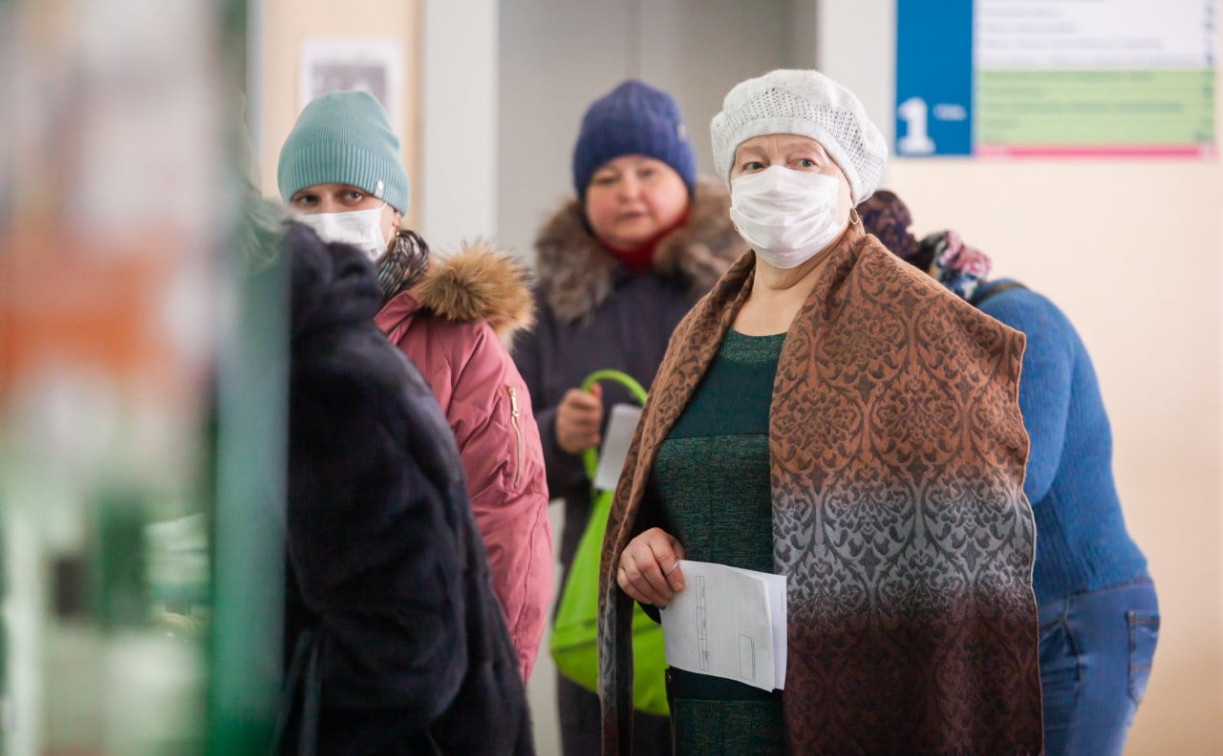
[0, 0, 282, 753]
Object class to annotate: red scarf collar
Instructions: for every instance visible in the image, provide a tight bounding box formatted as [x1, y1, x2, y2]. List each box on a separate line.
[598, 209, 690, 275]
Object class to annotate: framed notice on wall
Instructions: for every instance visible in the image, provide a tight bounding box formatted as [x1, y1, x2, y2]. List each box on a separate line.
[895, 0, 1218, 158]
[299, 37, 405, 136]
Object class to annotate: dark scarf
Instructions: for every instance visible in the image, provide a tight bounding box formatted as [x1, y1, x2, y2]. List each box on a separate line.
[377, 228, 431, 303]
[859, 190, 993, 302]
[599, 222, 1042, 755]
[921, 229, 992, 302]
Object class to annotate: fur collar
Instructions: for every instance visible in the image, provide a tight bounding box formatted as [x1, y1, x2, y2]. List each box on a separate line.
[405, 243, 535, 345]
[534, 176, 747, 325]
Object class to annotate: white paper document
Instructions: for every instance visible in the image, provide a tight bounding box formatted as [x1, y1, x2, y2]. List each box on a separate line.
[659, 559, 787, 692]
[593, 404, 643, 491]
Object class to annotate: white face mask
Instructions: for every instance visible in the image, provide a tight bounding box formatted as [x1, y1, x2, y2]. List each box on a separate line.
[296, 204, 390, 262]
[728, 167, 846, 269]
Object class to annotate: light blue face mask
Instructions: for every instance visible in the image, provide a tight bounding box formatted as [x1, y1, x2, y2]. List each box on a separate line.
[296, 202, 390, 262]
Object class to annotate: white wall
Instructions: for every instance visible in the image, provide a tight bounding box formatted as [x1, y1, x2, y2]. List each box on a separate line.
[418, 0, 499, 251]
[820, 2, 1223, 753]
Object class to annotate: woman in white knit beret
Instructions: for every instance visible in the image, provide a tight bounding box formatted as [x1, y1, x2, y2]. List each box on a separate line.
[598, 69, 1044, 756]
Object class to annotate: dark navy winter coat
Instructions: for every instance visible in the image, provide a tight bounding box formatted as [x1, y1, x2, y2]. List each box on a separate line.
[284, 223, 533, 755]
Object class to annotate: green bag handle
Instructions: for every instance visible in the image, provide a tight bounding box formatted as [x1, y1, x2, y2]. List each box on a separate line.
[578, 369, 648, 483]
[553, 368, 668, 717]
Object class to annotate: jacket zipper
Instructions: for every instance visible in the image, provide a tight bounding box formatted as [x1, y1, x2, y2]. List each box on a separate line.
[507, 386, 523, 489]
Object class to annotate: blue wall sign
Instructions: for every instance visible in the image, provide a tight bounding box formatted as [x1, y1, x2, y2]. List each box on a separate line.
[895, 0, 974, 157]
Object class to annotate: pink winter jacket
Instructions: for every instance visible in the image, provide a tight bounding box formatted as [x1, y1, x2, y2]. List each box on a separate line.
[374, 244, 552, 683]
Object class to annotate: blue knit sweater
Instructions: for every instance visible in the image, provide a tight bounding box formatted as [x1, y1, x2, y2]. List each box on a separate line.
[976, 280, 1148, 604]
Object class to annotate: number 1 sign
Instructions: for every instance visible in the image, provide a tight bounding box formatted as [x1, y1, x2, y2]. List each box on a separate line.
[897, 97, 936, 156]
[895, 0, 974, 157]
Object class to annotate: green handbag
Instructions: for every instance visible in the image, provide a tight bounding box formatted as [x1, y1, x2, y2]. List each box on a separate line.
[549, 370, 669, 717]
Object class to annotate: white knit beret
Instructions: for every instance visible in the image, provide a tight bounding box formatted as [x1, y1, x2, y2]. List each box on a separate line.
[710, 69, 888, 202]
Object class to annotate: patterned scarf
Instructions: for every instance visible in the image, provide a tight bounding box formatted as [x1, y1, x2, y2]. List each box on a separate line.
[377, 228, 431, 303]
[858, 190, 992, 302]
[921, 229, 992, 303]
[599, 222, 1041, 755]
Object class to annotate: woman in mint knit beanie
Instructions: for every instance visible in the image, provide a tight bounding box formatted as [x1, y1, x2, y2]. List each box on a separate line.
[279, 90, 554, 687]
[860, 189, 1159, 756]
[278, 90, 416, 297]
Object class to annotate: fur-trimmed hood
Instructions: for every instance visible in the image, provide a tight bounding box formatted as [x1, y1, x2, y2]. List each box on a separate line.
[386, 243, 535, 346]
[534, 175, 747, 324]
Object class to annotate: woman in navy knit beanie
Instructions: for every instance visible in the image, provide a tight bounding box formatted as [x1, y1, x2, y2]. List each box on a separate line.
[513, 80, 747, 756]
[860, 189, 1159, 756]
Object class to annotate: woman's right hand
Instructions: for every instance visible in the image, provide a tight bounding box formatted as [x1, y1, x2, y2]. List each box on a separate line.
[617, 528, 686, 607]
[555, 384, 603, 455]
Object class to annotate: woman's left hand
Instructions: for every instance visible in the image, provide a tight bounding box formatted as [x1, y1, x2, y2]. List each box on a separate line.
[617, 527, 686, 607]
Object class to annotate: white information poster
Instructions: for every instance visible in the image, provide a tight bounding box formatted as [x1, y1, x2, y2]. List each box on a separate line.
[896, 0, 1217, 158]
[974, 0, 1218, 157]
[298, 37, 405, 136]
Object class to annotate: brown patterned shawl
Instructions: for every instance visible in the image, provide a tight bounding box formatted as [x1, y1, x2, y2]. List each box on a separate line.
[598, 221, 1042, 755]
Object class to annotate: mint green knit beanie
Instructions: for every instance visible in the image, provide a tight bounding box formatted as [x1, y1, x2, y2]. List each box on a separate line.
[278, 90, 410, 214]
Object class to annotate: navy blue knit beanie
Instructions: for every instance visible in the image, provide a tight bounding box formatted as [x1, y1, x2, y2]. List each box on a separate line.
[571, 80, 697, 198]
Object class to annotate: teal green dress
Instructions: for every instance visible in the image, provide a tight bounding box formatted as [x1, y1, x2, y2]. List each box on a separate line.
[649, 330, 786, 756]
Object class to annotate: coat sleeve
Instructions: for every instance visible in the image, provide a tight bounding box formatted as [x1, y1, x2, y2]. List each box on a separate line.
[288, 359, 467, 724]
[512, 313, 589, 504]
[451, 327, 554, 683]
[979, 290, 1074, 503]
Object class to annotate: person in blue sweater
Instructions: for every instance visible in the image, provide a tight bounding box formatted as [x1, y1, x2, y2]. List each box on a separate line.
[860, 189, 1159, 756]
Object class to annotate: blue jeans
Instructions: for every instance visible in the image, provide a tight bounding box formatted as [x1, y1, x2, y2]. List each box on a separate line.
[1038, 578, 1159, 756]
